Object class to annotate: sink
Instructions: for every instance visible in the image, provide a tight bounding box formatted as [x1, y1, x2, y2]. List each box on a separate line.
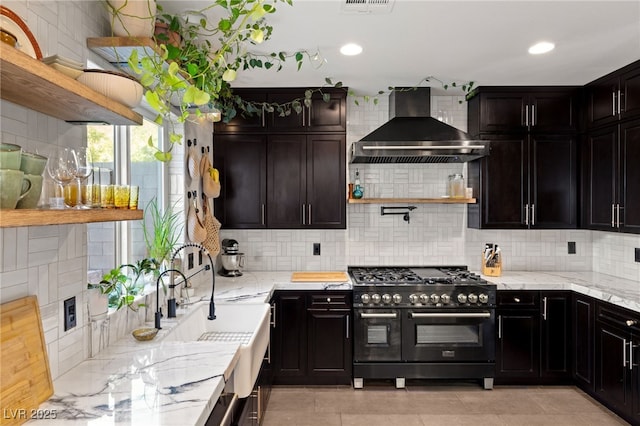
[161, 301, 270, 398]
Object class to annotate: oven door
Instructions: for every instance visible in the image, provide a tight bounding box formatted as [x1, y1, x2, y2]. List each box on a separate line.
[402, 308, 495, 362]
[354, 309, 402, 362]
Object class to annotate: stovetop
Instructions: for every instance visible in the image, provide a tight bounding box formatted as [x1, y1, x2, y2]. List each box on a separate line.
[348, 266, 485, 286]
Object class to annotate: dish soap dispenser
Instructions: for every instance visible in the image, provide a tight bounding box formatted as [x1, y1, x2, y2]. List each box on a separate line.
[353, 169, 363, 199]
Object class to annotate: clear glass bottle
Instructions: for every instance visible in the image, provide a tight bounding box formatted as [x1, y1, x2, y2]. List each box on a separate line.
[448, 173, 465, 198]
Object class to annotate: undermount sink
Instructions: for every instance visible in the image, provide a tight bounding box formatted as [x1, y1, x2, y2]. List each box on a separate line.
[161, 301, 270, 398]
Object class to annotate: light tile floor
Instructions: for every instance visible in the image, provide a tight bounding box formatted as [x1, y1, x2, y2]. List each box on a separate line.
[262, 382, 629, 426]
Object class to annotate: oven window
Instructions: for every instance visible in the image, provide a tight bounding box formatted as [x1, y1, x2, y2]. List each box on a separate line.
[416, 325, 479, 344]
[367, 325, 389, 345]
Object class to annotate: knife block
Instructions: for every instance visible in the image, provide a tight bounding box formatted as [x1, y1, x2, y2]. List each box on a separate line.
[481, 252, 502, 277]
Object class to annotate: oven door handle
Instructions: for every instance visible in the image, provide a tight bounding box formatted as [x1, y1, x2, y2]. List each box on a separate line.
[409, 312, 492, 319]
[360, 312, 398, 319]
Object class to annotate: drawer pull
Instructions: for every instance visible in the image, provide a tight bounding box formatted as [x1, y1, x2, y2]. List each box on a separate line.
[513, 297, 521, 303]
[627, 320, 637, 327]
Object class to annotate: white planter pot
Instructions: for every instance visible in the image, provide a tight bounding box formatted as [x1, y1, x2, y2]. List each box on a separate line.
[88, 288, 109, 320]
[108, 0, 157, 37]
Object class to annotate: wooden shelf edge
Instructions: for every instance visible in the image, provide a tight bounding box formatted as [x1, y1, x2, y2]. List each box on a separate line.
[0, 46, 143, 125]
[0, 209, 143, 228]
[348, 198, 477, 204]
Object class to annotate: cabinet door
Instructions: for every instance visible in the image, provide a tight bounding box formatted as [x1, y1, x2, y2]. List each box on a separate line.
[496, 309, 540, 380]
[585, 126, 617, 230]
[306, 309, 352, 384]
[306, 134, 346, 228]
[267, 91, 305, 131]
[477, 92, 527, 133]
[307, 90, 347, 132]
[573, 294, 595, 391]
[213, 134, 266, 228]
[540, 292, 571, 380]
[620, 65, 640, 122]
[529, 91, 578, 133]
[266, 134, 306, 228]
[478, 136, 528, 228]
[595, 321, 632, 417]
[587, 74, 619, 129]
[271, 292, 307, 382]
[619, 119, 640, 234]
[530, 135, 577, 228]
[213, 89, 267, 133]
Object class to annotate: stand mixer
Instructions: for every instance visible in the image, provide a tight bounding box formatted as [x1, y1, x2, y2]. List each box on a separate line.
[219, 239, 245, 277]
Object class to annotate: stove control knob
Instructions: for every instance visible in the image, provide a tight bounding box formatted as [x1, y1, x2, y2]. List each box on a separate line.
[409, 294, 419, 304]
[371, 294, 381, 304]
[440, 294, 451, 304]
[430, 294, 440, 304]
[468, 293, 478, 304]
[457, 293, 468, 304]
[419, 294, 429, 304]
[382, 294, 392, 304]
[360, 294, 371, 304]
[478, 294, 489, 304]
[393, 294, 403, 304]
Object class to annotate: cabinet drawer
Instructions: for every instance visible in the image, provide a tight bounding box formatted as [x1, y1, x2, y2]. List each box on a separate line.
[596, 301, 640, 334]
[308, 293, 351, 309]
[497, 291, 539, 308]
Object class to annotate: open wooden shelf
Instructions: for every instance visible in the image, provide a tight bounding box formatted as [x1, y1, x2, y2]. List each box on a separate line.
[87, 37, 161, 72]
[0, 209, 143, 228]
[0, 45, 143, 125]
[348, 198, 477, 204]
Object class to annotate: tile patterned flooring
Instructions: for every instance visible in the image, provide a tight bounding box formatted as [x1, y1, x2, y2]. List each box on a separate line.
[262, 382, 630, 426]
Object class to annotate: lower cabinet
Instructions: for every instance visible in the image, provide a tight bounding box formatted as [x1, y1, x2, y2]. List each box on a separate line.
[573, 293, 596, 391]
[496, 290, 571, 384]
[270, 290, 352, 385]
[595, 301, 640, 425]
[237, 357, 272, 426]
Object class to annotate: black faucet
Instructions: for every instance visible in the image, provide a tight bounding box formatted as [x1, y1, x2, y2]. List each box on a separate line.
[155, 268, 187, 329]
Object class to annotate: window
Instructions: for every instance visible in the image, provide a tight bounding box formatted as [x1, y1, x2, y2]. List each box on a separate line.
[87, 118, 166, 275]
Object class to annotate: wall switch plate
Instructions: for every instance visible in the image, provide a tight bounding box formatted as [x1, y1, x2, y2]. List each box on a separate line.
[568, 242, 576, 254]
[188, 253, 194, 269]
[635, 248, 640, 263]
[64, 297, 76, 331]
[313, 243, 321, 256]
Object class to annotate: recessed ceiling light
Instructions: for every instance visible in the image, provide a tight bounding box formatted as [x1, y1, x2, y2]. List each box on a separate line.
[528, 41, 555, 55]
[340, 43, 363, 56]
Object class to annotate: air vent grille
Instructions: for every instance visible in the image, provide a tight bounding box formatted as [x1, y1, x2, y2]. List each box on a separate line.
[357, 156, 456, 164]
[342, 0, 394, 14]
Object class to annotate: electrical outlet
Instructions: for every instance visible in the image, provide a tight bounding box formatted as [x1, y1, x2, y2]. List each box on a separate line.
[64, 297, 76, 331]
[635, 248, 640, 263]
[568, 241, 576, 254]
[313, 243, 321, 256]
[188, 252, 194, 269]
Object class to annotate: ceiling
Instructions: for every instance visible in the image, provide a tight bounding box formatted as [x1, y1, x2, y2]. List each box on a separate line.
[159, 0, 640, 95]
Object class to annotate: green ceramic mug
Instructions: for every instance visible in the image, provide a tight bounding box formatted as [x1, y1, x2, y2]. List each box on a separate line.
[20, 151, 48, 175]
[0, 143, 22, 170]
[0, 169, 32, 209]
[16, 174, 43, 209]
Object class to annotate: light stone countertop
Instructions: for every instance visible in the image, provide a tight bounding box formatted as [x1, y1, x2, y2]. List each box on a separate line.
[27, 269, 639, 425]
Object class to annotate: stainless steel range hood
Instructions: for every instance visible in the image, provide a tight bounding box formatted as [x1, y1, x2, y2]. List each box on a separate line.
[350, 88, 487, 163]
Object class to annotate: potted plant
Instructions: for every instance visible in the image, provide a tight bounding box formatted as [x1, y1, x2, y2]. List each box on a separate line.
[143, 197, 183, 272]
[107, 0, 157, 37]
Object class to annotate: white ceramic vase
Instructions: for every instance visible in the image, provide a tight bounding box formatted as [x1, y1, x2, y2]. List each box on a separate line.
[108, 0, 157, 37]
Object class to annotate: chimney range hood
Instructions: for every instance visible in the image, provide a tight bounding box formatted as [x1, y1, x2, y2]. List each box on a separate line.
[350, 87, 487, 164]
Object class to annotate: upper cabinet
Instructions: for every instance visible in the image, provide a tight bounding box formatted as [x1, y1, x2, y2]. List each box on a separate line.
[586, 59, 640, 129]
[1, 45, 142, 125]
[214, 88, 347, 134]
[467, 87, 579, 135]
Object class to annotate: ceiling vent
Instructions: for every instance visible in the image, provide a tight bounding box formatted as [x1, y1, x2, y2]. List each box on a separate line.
[342, 0, 395, 14]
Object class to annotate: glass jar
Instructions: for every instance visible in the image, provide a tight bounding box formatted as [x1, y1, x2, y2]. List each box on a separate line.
[448, 174, 465, 198]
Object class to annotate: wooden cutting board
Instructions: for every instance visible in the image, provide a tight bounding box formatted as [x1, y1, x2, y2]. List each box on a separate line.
[291, 272, 349, 282]
[1, 296, 53, 426]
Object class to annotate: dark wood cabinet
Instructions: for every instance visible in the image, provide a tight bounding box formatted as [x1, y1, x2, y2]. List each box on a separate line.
[496, 290, 571, 384]
[584, 118, 640, 234]
[467, 87, 578, 230]
[573, 293, 596, 391]
[595, 301, 640, 425]
[586, 59, 640, 129]
[468, 134, 577, 229]
[213, 134, 267, 228]
[270, 290, 352, 385]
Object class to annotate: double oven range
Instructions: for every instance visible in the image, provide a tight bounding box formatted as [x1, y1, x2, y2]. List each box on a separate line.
[349, 266, 496, 390]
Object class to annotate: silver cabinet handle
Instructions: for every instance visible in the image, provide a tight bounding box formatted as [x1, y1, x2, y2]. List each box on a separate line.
[410, 312, 491, 319]
[524, 105, 529, 127]
[542, 296, 547, 321]
[624, 338, 628, 367]
[261, 204, 265, 226]
[612, 204, 616, 228]
[271, 303, 276, 328]
[261, 105, 266, 127]
[627, 320, 637, 327]
[618, 89, 622, 115]
[531, 204, 535, 226]
[220, 394, 239, 426]
[264, 342, 271, 364]
[525, 204, 529, 225]
[301, 203, 306, 225]
[346, 314, 349, 339]
[630, 342, 634, 371]
[613, 91, 617, 116]
[616, 203, 620, 228]
[498, 315, 502, 339]
[360, 312, 397, 319]
[308, 204, 312, 225]
[531, 104, 536, 127]
[514, 297, 521, 303]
